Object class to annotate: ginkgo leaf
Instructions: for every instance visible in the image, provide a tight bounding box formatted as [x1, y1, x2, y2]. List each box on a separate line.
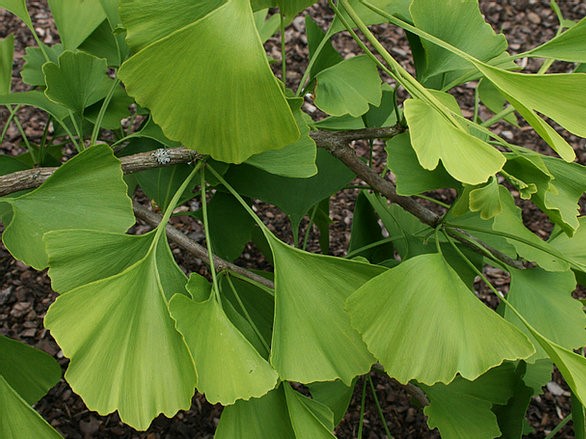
[468, 177, 503, 220]
[266, 233, 385, 384]
[44, 229, 196, 430]
[47, 0, 106, 49]
[314, 55, 382, 117]
[549, 217, 586, 272]
[386, 132, 458, 196]
[0, 376, 62, 439]
[245, 97, 317, 178]
[404, 98, 505, 185]
[526, 17, 586, 63]
[503, 268, 586, 361]
[21, 44, 63, 87]
[283, 382, 336, 438]
[409, 0, 514, 86]
[511, 313, 586, 407]
[118, 0, 299, 163]
[0, 35, 14, 94]
[421, 363, 518, 439]
[503, 153, 579, 235]
[492, 187, 569, 272]
[0, 335, 61, 405]
[43, 51, 114, 114]
[0, 145, 134, 269]
[346, 253, 534, 385]
[0, 91, 69, 121]
[277, 0, 315, 19]
[0, 0, 33, 29]
[475, 64, 586, 162]
[331, 0, 411, 33]
[215, 383, 335, 438]
[308, 380, 355, 427]
[170, 291, 278, 405]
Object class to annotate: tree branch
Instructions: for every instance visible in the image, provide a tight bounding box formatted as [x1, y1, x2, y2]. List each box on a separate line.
[0, 127, 527, 269]
[132, 202, 275, 290]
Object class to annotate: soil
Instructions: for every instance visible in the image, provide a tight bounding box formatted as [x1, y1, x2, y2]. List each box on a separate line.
[1, 1, 585, 438]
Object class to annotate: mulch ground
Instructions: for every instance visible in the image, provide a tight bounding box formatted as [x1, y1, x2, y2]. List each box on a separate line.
[1, 0, 585, 437]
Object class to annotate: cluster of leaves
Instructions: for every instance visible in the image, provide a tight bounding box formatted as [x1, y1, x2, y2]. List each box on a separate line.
[0, 0, 585, 437]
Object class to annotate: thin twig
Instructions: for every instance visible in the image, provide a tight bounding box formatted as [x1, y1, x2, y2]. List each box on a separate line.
[132, 202, 275, 290]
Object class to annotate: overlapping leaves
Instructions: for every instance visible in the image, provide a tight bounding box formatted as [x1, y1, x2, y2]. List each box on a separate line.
[118, 0, 299, 163]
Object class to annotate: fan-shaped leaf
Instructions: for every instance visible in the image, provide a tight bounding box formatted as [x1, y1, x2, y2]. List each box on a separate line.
[0, 335, 61, 405]
[215, 383, 335, 438]
[346, 253, 534, 385]
[0, 0, 33, 29]
[43, 51, 113, 114]
[549, 217, 586, 272]
[503, 268, 586, 360]
[404, 98, 505, 185]
[409, 0, 513, 86]
[118, 0, 299, 163]
[44, 229, 196, 430]
[314, 55, 382, 117]
[526, 17, 586, 63]
[46, 0, 106, 49]
[170, 290, 278, 405]
[1, 145, 134, 269]
[475, 65, 586, 162]
[421, 363, 518, 439]
[266, 234, 384, 384]
[468, 177, 503, 220]
[0, 376, 62, 439]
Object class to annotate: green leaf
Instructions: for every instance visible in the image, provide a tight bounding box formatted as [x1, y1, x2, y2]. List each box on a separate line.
[468, 177, 503, 220]
[205, 192, 256, 261]
[21, 44, 63, 87]
[308, 380, 355, 426]
[540, 157, 586, 235]
[47, 0, 107, 49]
[504, 152, 586, 236]
[170, 292, 278, 405]
[253, 9, 280, 43]
[314, 55, 382, 117]
[526, 17, 586, 63]
[409, 0, 513, 86]
[346, 253, 534, 385]
[0, 376, 62, 439]
[277, 0, 315, 19]
[386, 132, 458, 196]
[0, 335, 61, 405]
[219, 274, 274, 353]
[503, 268, 586, 361]
[305, 15, 343, 78]
[99, 0, 122, 28]
[0, 91, 69, 121]
[0, 35, 14, 94]
[331, 0, 411, 33]
[516, 320, 586, 407]
[404, 97, 505, 185]
[492, 362, 535, 439]
[118, 0, 299, 163]
[475, 65, 586, 162]
[1, 145, 134, 269]
[226, 148, 355, 232]
[44, 228, 196, 430]
[43, 51, 113, 115]
[283, 382, 336, 438]
[549, 217, 586, 272]
[84, 86, 133, 130]
[0, 0, 33, 29]
[78, 19, 122, 66]
[245, 97, 317, 178]
[492, 187, 569, 272]
[477, 79, 518, 126]
[348, 192, 394, 263]
[266, 233, 384, 384]
[421, 363, 519, 439]
[216, 383, 335, 438]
